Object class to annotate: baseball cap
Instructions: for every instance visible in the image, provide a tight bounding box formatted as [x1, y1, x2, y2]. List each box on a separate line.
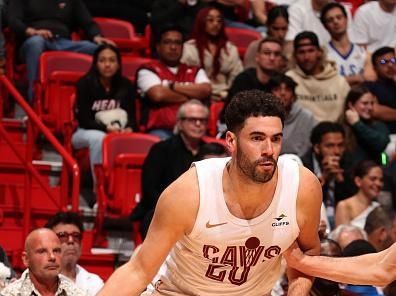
[294, 31, 320, 50]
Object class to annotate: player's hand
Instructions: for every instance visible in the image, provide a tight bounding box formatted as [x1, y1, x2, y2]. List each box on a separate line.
[283, 241, 304, 269]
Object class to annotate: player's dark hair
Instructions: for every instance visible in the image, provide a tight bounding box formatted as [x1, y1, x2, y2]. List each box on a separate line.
[225, 90, 285, 133]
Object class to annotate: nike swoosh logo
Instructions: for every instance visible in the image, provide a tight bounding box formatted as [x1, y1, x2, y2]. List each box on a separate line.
[206, 221, 228, 228]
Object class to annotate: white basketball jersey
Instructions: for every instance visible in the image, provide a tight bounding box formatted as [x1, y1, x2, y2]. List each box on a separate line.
[326, 42, 366, 77]
[153, 156, 300, 296]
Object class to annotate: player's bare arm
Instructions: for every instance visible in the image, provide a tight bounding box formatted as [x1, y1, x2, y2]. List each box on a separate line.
[285, 242, 396, 286]
[287, 166, 322, 295]
[97, 167, 199, 296]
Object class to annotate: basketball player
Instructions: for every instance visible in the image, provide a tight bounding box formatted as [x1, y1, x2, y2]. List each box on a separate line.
[97, 90, 323, 296]
[284, 242, 396, 286]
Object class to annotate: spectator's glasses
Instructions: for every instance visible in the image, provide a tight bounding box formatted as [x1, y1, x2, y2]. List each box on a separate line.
[56, 231, 82, 243]
[379, 58, 396, 65]
[181, 117, 208, 125]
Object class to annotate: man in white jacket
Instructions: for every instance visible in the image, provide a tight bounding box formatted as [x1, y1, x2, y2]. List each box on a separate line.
[286, 31, 350, 122]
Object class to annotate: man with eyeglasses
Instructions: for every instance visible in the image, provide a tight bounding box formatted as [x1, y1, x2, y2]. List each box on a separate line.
[1, 228, 86, 296]
[130, 100, 211, 238]
[45, 212, 103, 296]
[137, 23, 211, 140]
[365, 47, 396, 135]
[286, 31, 350, 122]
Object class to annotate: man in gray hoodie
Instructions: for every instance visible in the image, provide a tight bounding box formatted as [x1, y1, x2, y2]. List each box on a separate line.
[268, 74, 317, 158]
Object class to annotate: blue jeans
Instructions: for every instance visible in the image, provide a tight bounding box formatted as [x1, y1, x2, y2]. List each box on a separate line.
[148, 129, 173, 140]
[20, 36, 98, 102]
[72, 128, 106, 184]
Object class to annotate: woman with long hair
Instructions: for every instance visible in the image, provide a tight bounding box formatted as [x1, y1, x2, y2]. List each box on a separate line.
[181, 6, 243, 101]
[339, 85, 390, 166]
[335, 160, 383, 228]
[72, 44, 136, 194]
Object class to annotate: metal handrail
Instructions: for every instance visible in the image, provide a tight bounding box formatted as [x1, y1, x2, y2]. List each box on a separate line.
[0, 75, 80, 214]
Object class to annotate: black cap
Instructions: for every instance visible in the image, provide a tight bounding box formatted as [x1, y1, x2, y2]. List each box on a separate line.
[294, 31, 320, 50]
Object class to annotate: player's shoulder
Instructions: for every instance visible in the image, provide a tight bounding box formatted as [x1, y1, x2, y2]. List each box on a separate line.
[160, 166, 200, 208]
[297, 165, 322, 202]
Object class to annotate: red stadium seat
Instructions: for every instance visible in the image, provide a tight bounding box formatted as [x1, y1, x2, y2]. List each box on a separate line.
[225, 27, 262, 58]
[207, 101, 225, 137]
[36, 52, 92, 151]
[121, 56, 153, 82]
[95, 132, 160, 246]
[94, 17, 150, 56]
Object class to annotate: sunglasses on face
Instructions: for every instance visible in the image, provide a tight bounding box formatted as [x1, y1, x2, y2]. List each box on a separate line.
[379, 58, 396, 65]
[56, 231, 82, 243]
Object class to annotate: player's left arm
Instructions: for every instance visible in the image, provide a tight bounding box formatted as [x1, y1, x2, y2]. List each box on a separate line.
[286, 166, 322, 295]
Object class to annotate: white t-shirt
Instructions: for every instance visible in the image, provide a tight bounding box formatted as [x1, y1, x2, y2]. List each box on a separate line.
[137, 67, 210, 95]
[286, 0, 331, 44]
[326, 42, 366, 77]
[74, 265, 104, 296]
[350, 1, 396, 52]
[286, 0, 352, 45]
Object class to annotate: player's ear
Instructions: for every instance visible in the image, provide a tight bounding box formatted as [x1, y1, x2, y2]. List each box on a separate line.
[226, 131, 237, 153]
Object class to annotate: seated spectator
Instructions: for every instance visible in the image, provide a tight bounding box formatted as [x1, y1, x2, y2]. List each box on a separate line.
[217, 37, 283, 136]
[45, 212, 104, 295]
[350, 0, 396, 52]
[181, 6, 243, 101]
[364, 206, 394, 251]
[302, 122, 355, 229]
[285, 0, 334, 47]
[342, 240, 383, 296]
[151, 0, 206, 39]
[0, 246, 14, 291]
[72, 44, 136, 195]
[339, 85, 390, 166]
[1, 228, 86, 295]
[248, 0, 271, 29]
[137, 24, 211, 139]
[328, 224, 367, 250]
[268, 74, 317, 158]
[320, 2, 374, 86]
[130, 99, 209, 236]
[286, 31, 350, 122]
[82, 0, 152, 33]
[366, 47, 396, 136]
[8, 0, 114, 102]
[335, 160, 383, 228]
[210, 0, 254, 30]
[244, 6, 289, 69]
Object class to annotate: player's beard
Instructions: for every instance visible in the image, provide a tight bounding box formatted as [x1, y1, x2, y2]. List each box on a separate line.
[236, 143, 277, 183]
